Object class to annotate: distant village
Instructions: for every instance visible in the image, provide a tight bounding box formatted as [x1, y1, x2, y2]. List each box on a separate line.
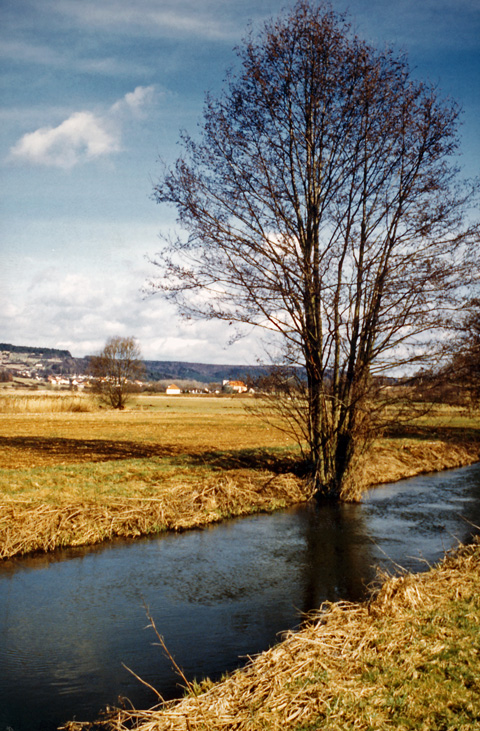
[0, 347, 89, 387]
[165, 380, 249, 395]
[0, 346, 253, 395]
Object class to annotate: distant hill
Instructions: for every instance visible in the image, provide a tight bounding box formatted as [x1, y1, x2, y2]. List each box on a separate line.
[0, 344, 397, 387]
[0, 343, 274, 384]
[144, 360, 273, 384]
[0, 343, 73, 358]
[0, 343, 80, 380]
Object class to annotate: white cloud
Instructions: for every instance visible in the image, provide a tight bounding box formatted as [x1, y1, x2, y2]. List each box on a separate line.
[0, 258, 264, 363]
[111, 85, 156, 117]
[0, 40, 61, 67]
[30, 0, 480, 50]
[49, 0, 244, 41]
[9, 112, 118, 168]
[0, 39, 150, 77]
[8, 86, 155, 168]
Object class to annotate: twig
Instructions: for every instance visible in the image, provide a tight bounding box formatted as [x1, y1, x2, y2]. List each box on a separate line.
[143, 601, 196, 696]
[143, 602, 214, 729]
[122, 662, 165, 702]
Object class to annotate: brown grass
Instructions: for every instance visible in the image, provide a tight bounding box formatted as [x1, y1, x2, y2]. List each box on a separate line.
[0, 397, 297, 470]
[0, 471, 309, 559]
[0, 395, 479, 559]
[363, 439, 480, 488]
[64, 538, 480, 731]
[0, 392, 96, 413]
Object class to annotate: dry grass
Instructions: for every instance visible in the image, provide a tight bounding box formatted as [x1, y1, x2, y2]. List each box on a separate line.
[65, 538, 480, 731]
[0, 391, 96, 413]
[0, 470, 309, 559]
[0, 395, 296, 469]
[0, 394, 479, 559]
[363, 439, 480, 489]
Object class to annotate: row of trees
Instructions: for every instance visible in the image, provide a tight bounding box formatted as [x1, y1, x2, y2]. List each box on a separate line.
[446, 301, 480, 404]
[412, 300, 480, 407]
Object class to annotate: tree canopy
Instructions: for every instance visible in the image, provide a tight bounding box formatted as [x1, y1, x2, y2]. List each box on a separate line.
[152, 1, 479, 499]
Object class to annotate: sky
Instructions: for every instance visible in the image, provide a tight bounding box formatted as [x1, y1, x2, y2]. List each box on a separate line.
[1, 0, 479, 363]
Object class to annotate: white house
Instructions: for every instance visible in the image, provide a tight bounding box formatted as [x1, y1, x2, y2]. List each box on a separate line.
[223, 379, 248, 393]
[166, 383, 182, 395]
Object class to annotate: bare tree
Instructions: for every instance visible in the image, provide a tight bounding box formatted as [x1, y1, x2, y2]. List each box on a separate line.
[151, 1, 479, 499]
[431, 299, 480, 408]
[452, 301, 480, 406]
[89, 336, 145, 410]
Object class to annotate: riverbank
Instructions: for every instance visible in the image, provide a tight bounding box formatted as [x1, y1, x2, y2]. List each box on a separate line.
[0, 398, 479, 559]
[0, 469, 309, 559]
[63, 536, 480, 731]
[1, 439, 479, 560]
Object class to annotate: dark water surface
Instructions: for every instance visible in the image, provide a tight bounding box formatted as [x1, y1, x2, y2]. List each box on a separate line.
[1, 462, 480, 731]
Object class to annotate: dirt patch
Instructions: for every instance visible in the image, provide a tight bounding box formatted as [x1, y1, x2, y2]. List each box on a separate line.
[0, 435, 187, 469]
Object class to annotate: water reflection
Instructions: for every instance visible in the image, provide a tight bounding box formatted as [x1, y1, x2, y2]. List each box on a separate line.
[298, 501, 375, 610]
[363, 463, 480, 572]
[1, 462, 479, 731]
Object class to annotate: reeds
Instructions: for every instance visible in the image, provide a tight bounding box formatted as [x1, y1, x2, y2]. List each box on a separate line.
[0, 471, 311, 559]
[0, 393, 95, 413]
[66, 538, 480, 731]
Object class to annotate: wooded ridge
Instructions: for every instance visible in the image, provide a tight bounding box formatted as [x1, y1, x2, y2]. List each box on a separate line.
[0, 343, 274, 384]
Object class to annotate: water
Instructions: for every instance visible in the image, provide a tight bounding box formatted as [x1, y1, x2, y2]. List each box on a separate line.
[1, 462, 479, 731]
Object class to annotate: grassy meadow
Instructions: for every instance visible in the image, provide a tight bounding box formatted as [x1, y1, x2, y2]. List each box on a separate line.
[0, 392, 308, 558]
[1, 390, 479, 559]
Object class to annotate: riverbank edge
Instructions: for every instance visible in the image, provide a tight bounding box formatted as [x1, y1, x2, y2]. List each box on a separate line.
[1, 438, 479, 560]
[63, 535, 480, 731]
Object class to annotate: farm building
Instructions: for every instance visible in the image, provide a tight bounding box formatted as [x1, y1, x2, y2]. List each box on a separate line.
[223, 379, 248, 393]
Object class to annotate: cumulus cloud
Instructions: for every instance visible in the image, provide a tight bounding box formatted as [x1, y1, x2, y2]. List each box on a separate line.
[8, 85, 155, 168]
[9, 112, 118, 168]
[111, 85, 156, 117]
[0, 259, 263, 363]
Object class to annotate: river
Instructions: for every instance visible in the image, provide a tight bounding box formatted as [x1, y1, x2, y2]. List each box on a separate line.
[1, 462, 480, 731]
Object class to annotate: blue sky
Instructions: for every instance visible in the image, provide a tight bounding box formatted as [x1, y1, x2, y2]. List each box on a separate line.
[1, 0, 479, 362]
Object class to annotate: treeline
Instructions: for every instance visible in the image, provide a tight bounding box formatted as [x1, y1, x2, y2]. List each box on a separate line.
[144, 360, 275, 384]
[0, 343, 73, 358]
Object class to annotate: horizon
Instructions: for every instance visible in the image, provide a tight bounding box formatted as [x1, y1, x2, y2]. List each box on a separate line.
[0, 340, 270, 367]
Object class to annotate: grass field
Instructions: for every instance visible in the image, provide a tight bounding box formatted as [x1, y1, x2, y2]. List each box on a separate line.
[1, 392, 479, 559]
[0, 394, 308, 558]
